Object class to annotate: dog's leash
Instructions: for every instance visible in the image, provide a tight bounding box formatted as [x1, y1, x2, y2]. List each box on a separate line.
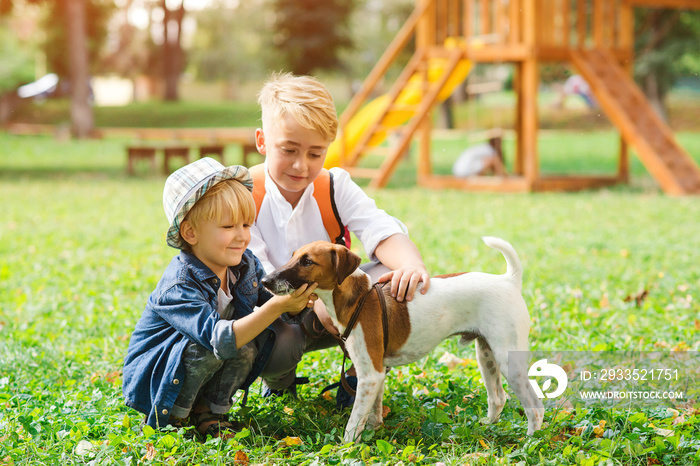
[335, 282, 390, 397]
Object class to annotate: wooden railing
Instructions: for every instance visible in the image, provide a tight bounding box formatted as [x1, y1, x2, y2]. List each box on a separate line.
[535, 0, 634, 54]
[417, 0, 524, 48]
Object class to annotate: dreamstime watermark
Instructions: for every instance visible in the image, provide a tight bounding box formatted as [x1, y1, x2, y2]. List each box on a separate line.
[510, 351, 698, 408]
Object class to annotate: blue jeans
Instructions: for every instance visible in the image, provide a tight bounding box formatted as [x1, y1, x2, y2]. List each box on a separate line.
[171, 340, 258, 417]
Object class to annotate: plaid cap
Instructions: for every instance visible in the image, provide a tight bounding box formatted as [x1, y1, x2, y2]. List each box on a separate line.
[163, 157, 253, 249]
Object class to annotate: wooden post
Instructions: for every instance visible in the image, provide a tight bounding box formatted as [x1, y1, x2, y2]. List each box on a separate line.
[577, 0, 587, 47]
[417, 0, 436, 48]
[509, 0, 521, 45]
[562, 0, 571, 47]
[480, 0, 490, 35]
[464, 0, 473, 40]
[594, 0, 603, 48]
[618, 0, 634, 183]
[519, 0, 539, 186]
[418, 114, 433, 180]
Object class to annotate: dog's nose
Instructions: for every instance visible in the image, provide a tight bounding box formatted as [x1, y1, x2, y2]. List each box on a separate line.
[261, 276, 274, 291]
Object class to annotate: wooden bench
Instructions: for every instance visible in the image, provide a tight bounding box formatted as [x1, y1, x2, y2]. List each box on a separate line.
[117, 127, 259, 174]
[163, 146, 190, 174]
[199, 145, 225, 164]
[126, 146, 157, 175]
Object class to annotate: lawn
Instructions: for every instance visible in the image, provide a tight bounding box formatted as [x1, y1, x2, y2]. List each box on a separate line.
[0, 127, 699, 465]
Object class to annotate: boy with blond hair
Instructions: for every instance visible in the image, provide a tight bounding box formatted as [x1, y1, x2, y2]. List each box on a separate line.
[249, 73, 430, 406]
[123, 158, 317, 438]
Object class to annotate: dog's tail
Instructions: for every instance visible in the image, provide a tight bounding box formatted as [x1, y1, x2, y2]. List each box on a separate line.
[482, 236, 523, 285]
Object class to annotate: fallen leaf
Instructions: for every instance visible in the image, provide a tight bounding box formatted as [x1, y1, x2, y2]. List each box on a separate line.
[105, 371, 121, 384]
[479, 438, 489, 449]
[234, 450, 249, 465]
[438, 351, 466, 370]
[321, 391, 333, 402]
[412, 387, 429, 397]
[574, 426, 585, 436]
[281, 436, 303, 446]
[672, 414, 686, 426]
[75, 440, 95, 457]
[647, 458, 661, 465]
[694, 319, 700, 331]
[653, 427, 674, 437]
[437, 401, 448, 408]
[141, 443, 156, 462]
[592, 420, 606, 437]
[624, 289, 648, 307]
[599, 295, 610, 309]
[283, 406, 294, 415]
[382, 405, 391, 418]
[672, 341, 690, 351]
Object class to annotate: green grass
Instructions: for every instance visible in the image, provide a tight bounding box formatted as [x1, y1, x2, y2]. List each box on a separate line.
[1, 131, 699, 465]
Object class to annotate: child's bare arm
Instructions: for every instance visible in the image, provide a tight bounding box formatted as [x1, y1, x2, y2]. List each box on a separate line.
[231, 283, 318, 349]
[374, 233, 430, 302]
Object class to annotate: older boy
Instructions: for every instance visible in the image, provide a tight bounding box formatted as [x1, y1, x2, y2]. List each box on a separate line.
[122, 158, 317, 438]
[249, 73, 430, 405]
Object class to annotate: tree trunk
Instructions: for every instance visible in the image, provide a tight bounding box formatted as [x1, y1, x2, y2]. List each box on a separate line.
[65, 0, 94, 137]
[642, 73, 669, 123]
[162, 1, 184, 101]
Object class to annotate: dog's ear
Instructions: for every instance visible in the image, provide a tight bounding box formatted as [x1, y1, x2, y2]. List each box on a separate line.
[332, 246, 361, 285]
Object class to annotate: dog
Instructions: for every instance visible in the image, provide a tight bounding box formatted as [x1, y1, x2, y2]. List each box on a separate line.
[262, 237, 544, 443]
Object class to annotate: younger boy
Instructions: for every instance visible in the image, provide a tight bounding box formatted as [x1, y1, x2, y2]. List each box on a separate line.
[122, 158, 317, 437]
[249, 73, 431, 404]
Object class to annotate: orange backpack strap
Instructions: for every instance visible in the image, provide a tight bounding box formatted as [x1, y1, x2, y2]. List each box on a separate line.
[249, 163, 266, 219]
[250, 164, 349, 247]
[312, 169, 347, 247]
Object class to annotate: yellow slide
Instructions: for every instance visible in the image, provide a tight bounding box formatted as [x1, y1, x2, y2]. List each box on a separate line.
[325, 38, 472, 168]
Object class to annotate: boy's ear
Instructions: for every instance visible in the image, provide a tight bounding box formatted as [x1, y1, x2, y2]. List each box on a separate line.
[255, 128, 267, 155]
[179, 220, 198, 246]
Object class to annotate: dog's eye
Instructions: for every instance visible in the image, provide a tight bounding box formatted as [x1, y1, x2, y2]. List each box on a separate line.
[300, 256, 315, 267]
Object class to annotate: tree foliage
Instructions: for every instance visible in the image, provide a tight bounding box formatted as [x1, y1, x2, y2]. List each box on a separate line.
[634, 8, 700, 120]
[0, 18, 35, 93]
[272, 0, 354, 76]
[188, 0, 276, 83]
[42, 0, 114, 80]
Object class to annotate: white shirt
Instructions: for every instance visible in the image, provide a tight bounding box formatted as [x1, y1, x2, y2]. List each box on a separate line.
[250, 163, 408, 274]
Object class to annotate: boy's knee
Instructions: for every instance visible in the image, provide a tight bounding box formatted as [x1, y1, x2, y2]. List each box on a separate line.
[183, 342, 224, 373]
[235, 342, 257, 368]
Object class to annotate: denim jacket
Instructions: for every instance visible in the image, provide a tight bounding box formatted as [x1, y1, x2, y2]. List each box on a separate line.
[122, 249, 274, 428]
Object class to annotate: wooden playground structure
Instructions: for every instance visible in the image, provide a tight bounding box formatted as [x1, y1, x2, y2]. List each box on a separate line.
[330, 0, 700, 195]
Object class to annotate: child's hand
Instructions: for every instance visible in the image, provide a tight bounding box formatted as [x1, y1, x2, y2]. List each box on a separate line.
[378, 266, 430, 302]
[313, 299, 340, 336]
[271, 282, 318, 316]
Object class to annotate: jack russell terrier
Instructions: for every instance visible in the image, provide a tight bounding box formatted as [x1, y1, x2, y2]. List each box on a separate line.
[261, 237, 544, 443]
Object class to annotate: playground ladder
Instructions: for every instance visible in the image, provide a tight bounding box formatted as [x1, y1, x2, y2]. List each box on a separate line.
[571, 49, 700, 195]
[344, 47, 466, 188]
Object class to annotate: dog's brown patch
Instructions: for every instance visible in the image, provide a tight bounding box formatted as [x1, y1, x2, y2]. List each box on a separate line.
[334, 277, 411, 373]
